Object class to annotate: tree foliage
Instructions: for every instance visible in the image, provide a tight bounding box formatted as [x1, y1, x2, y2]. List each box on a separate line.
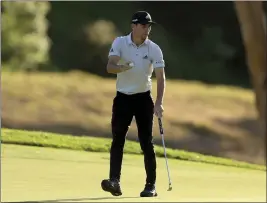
[1, 2, 51, 71]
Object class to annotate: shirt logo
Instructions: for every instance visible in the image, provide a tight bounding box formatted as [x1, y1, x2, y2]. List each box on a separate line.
[155, 61, 164, 65]
[143, 55, 148, 59]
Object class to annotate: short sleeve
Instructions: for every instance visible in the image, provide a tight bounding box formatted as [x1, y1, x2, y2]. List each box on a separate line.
[108, 37, 121, 57]
[152, 45, 165, 68]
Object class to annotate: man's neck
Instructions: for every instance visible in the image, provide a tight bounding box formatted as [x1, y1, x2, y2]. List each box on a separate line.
[131, 33, 146, 46]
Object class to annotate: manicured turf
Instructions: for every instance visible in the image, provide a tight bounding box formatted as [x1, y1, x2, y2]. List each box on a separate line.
[2, 144, 266, 202]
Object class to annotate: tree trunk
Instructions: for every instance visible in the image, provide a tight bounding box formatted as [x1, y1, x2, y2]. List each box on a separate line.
[234, 1, 267, 136]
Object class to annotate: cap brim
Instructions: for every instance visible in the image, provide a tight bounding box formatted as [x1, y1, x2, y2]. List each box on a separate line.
[140, 21, 156, 25]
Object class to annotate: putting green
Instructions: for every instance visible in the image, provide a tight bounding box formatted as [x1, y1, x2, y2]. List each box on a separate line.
[1, 144, 266, 202]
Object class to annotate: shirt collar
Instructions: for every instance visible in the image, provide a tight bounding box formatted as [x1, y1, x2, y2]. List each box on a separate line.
[127, 32, 149, 46]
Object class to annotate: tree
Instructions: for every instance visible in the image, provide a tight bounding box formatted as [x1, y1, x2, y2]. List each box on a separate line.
[234, 1, 266, 136]
[1, 2, 51, 71]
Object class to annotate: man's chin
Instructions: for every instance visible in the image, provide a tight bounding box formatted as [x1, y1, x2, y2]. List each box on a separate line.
[142, 35, 149, 40]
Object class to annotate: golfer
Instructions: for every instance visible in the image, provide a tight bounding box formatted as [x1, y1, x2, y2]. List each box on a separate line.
[101, 11, 165, 197]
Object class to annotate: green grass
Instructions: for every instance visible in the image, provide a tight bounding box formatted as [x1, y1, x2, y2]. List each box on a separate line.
[2, 144, 266, 202]
[1, 128, 265, 171]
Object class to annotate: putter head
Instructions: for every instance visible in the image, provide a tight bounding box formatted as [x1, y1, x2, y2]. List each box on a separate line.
[168, 185, 172, 191]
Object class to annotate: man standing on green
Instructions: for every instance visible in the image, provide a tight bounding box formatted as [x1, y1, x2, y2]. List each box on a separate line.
[101, 11, 166, 198]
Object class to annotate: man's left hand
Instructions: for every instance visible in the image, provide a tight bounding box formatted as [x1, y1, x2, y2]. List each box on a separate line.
[154, 101, 164, 118]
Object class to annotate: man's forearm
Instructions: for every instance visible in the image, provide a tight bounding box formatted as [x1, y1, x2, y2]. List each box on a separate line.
[156, 78, 165, 104]
[107, 63, 123, 74]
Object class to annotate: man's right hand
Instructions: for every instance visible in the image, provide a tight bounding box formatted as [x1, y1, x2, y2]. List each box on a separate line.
[107, 56, 133, 74]
[119, 62, 133, 72]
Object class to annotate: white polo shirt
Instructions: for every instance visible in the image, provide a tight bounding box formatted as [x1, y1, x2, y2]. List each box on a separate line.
[108, 33, 165, 95]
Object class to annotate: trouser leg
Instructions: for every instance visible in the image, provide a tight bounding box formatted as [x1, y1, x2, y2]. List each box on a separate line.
[134, 92, 156, 184]
[109, 92, 133, 181]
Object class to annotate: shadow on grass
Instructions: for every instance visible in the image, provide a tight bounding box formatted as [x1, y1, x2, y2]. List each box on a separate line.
[214, 117, 263, 137]
[2, 120, 111, 138]
[168, 119, 265, 165]
[169, 120, 243, 154]
[8, 196, 141, 202]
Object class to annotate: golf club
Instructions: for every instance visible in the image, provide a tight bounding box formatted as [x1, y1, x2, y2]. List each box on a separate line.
[158, 117, 172, 191]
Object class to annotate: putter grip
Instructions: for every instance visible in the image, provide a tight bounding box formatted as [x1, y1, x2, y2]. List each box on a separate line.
[158, 118, 164, 134]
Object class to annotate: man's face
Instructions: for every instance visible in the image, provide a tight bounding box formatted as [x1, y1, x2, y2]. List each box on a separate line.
[132, 23, 151, 40]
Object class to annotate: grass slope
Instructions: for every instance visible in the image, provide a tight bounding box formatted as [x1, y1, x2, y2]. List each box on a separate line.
[2, 71, 263, 165]
[1, 128, 265, 171]
[2, 144, 266, 202]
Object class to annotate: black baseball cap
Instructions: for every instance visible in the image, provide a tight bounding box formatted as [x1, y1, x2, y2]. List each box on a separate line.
[131, 11, 156, 25]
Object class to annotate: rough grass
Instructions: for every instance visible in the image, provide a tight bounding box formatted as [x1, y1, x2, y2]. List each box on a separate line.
[1, 128, 265, 171]
[1, 71, 265, 164]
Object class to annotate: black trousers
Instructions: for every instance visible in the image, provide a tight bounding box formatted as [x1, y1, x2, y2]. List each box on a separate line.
[109, 90, 156, 184]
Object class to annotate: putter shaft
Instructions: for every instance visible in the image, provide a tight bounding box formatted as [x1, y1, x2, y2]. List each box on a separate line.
[158, 117, 172, 191]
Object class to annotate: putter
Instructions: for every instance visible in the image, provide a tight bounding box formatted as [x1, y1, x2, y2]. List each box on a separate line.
[158, 117, 172, 191]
